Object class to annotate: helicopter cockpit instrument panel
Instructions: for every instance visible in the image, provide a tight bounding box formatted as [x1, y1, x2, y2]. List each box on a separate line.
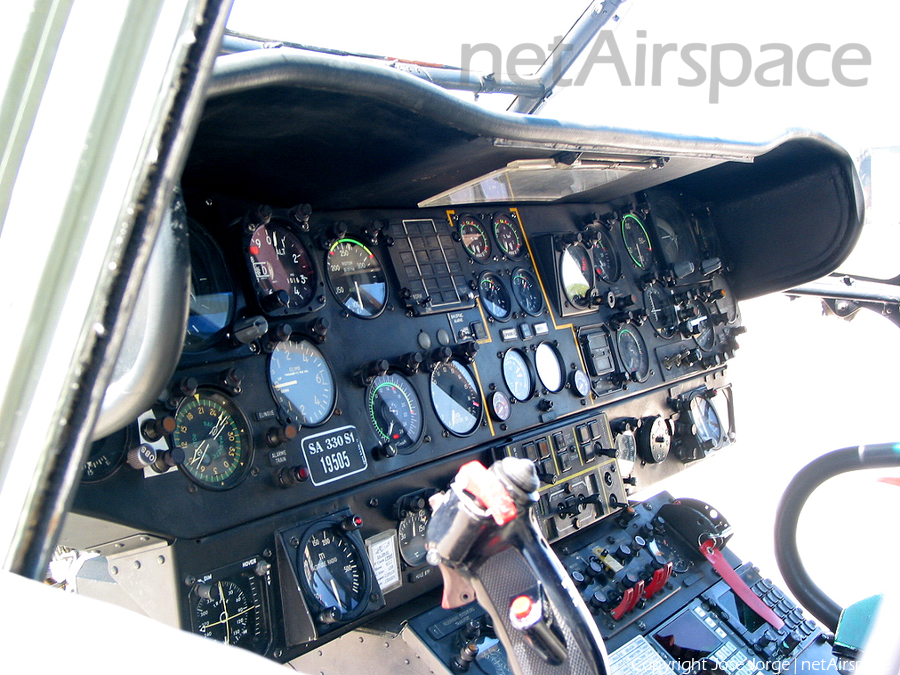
[61, 40, 863, 675]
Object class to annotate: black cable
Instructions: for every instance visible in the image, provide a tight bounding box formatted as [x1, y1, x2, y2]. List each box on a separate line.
[774, 443, 900, 632]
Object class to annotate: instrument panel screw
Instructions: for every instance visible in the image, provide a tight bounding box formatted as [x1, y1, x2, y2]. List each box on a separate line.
[368, 498, 379, 508]
[188, 484, 197, 493]
[370, 593, 380, 603]
[290, 537, 300, 548]
[250, 467, 260, 477]
[442, 430, 449, 438]
[424, 435, 431, 443]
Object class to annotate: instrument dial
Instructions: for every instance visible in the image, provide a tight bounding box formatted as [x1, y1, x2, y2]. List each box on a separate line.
[592, 229, 621, 283]
[651, 195, 698, 264]
[326, 238, 387, 319]
[643, 284, 678, 339]
[366, 374, 423, 453]
[269, 340, 336, 426]
[690, 396, 723, 452]
[193, 578, 265, 651]
[299, 526, 370, 621]
[502, 349, 534, 402]
[616, 326, 650, 382]
[535, 342, 565, 393]
[458, 214, 492, 262]
[173, 391, 252, 490]
[621, 213, 653, 269]
[511, 267, 544, 316]
[82, 422, 134, 483]
[398, 509, 430, 566]
[691, 301, 716, 351]
[186, 219, 234, 352]
[430, 360, 482, 436]
[559, 243, 594, 309]
[478, 271, 512, 321]
[246, 220, 317, 314]
[488, 390, 511, 422]
[492, 213, 526, 260]
[637, 416, 671, 464]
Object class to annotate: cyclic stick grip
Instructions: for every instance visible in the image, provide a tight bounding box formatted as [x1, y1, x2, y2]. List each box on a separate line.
[426, 457, 610, 675]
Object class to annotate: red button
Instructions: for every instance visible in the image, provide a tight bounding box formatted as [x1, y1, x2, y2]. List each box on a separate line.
[510, 595, 534, 621]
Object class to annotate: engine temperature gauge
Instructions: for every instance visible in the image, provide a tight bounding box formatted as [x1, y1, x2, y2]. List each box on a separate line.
[492, 213, 526, 260]
[366, 373, 423, 454]
[458, 214, 492, 262]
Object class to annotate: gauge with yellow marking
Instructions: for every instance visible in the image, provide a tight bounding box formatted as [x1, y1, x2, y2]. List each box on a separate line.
[173, 391, 252, 490]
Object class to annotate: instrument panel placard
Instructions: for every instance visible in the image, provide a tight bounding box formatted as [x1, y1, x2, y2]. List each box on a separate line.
[300, 425, 368, 486]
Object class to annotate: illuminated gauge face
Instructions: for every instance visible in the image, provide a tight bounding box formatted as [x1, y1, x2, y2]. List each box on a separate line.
[621, 213, 654, 269]
[173, 391, 252, 490]
[643, 284, 678, 339]
[193, 577, 265, 651]
[571, 368, 592, 398]
[186, 219, 234, 352]
[82, 422, 134, 483]
[691, 301, 716, 351]
[616, 326, 650, 382]
[559, 243, 594, 308]
[511, 268, 544, 316]
[502, 349, 534, 402]
[492, 213, 525, 260]
[269, 340, 336, 426]
[247, 221, 317, 314]
[366, 374, 423, 453]
[430, 360, 482, 436]
[299, 527, 369, 620]
[690, 397, 723, 451]
[398, 509, 430, 566]
[592, 229, 621, 283]
[534, 342, 565, 393]
[326, 238, 387, 318]
[652, 196, 697, 264]
[478, 271, 512, 321]
[458, 214, 492, 262]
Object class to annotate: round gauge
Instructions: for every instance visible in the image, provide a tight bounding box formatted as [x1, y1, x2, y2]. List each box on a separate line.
[366, 374, 423, 453]
[559, 243, 594, 308]
[534, 342, 565, 393]
[643, 284, 678, 339]
[651, 196, 697, 264]
[173, 391, 252, 490]
[492, 213, 526, 260]
[247, 220, 317, 314]
[430, 360, 483, 436]
[690, 301, 716, 352]
[269, 340, 336, 426]
[621, 213, 653, 269]
[690, 396, 723, 452]
[186, 219, 234, 352]
[82, 422, 135, 483]
[502, 349, 534, 402]
[488, 390, 511, 422]
[458, 214, 492, 263]
[194, 578, 263, 649]
[710, 275, 739, 324]
[592, 229, 621, 283]
[398, 509, 430, 566]
[616, 325, 650, 382]
[326, 238, 387, 318]
[570, 368, 592, 398]
[478, 271, 512, 321]
[511, 268, 544, 316]
[299, 526, 371, 621]
[637, 416, 671, 464]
